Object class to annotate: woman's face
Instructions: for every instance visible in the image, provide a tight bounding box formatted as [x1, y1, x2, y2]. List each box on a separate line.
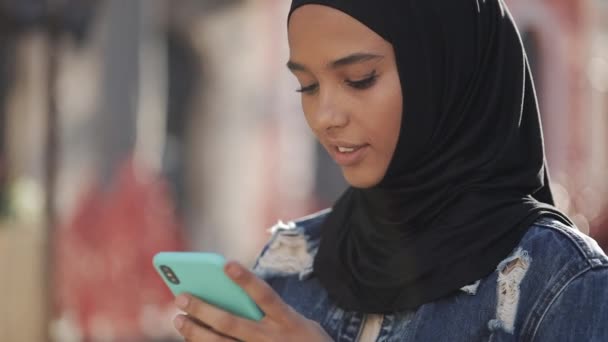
[287, 5, 403, 188]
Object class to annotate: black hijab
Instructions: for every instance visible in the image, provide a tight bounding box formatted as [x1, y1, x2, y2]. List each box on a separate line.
[288, 0, 572, 313]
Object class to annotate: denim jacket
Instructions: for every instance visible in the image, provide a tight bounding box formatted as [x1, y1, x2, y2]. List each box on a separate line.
[253, 209, 608, 341]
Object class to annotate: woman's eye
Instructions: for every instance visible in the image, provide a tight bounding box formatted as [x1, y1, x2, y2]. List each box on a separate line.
[296, 83, 319, 94]
[346, 71, 378, 90]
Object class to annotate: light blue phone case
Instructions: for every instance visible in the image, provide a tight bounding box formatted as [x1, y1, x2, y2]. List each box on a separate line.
[153, 252, 264, 321]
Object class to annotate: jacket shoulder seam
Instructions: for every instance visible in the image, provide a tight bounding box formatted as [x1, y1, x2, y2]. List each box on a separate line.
[532, 218, 608, 267]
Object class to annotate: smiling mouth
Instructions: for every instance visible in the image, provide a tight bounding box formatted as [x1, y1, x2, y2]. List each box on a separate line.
[330, 144, 369, 166]
[337, 146, 357, 153]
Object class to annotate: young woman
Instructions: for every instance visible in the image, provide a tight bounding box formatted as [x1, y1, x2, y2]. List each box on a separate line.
[171, 0, 608, 341]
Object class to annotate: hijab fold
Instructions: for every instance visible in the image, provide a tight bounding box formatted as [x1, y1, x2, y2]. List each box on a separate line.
[288, 0, 572, 313]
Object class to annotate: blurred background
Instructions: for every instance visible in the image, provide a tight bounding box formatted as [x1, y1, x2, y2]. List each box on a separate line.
[0, 0, 606, 341]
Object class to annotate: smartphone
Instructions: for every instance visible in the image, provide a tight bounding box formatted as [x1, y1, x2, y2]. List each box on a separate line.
[153, 252, 264, 321]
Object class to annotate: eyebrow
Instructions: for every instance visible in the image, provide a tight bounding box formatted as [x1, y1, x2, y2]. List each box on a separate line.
[286, 52, 384, 72]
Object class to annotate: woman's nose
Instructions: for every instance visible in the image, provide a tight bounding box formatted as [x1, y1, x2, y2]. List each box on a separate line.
[314, 88, 349, 133]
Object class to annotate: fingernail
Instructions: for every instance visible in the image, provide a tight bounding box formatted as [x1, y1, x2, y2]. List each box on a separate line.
[175, 295, 189, 309]
[173, 315, 184, 330]
[226, 263, 242, 278]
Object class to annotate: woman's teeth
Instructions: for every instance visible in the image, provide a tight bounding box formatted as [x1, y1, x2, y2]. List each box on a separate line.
[338, 146, 356, 153]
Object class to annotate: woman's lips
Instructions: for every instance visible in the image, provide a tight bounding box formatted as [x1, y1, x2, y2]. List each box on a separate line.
[329, 144, 369, 166]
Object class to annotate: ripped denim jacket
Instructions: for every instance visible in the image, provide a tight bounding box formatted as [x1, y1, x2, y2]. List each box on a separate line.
[253, 209, 608, 341]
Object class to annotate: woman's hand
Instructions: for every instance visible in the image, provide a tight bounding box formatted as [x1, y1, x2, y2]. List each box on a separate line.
[172, 261, 334, 342]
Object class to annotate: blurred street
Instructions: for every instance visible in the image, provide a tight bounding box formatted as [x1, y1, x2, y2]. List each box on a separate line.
[0, 0, 607, 341]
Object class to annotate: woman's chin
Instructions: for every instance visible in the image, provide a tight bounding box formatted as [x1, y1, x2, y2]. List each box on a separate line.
[342, 169, 381, 189]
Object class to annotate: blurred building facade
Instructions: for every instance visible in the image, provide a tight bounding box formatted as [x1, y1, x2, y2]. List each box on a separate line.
[507, 0, 608, 243]
[0, 0, 607, 341]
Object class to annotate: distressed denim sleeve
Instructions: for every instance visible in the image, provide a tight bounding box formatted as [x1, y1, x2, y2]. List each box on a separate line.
[252, 221, 315, 278]
[532, 268, 608, 341]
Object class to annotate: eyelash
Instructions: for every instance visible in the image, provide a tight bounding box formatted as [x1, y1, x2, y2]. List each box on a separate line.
[296, 71, 378, 94]
[296, 84, 318, 94]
